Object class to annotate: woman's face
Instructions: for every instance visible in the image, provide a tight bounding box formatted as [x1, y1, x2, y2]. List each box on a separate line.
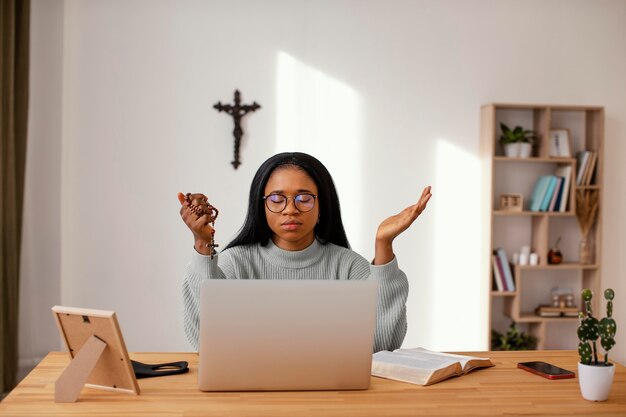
[264, 166, 319, 251]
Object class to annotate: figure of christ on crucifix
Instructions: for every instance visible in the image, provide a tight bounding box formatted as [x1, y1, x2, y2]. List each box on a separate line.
[214, 90, 261, 169]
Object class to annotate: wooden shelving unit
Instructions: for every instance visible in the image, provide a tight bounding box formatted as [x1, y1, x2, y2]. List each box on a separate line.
[481, 103, 603, 350]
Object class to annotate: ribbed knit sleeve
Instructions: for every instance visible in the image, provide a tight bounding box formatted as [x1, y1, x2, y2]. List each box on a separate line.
[368, 257, 409, 352]
[183, 250, 231, 350]
[182, 241, 409, 352]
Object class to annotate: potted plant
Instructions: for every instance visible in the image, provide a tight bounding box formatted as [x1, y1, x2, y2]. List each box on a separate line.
[577, 288, 617, 401]
[491, 322, 538, 351]
[500, 123, 537, 158]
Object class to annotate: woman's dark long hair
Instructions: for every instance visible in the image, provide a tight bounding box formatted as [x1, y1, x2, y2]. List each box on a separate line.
[225, 152, 350, 249]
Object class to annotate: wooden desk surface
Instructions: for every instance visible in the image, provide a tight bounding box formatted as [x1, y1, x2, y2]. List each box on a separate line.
[1, 350, 625, 416]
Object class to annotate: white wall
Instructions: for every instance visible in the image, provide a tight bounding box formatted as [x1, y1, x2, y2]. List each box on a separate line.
[22, 0, 626, 372]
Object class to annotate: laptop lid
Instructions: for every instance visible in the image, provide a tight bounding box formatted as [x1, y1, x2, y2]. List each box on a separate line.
[198, 279, 378, 391]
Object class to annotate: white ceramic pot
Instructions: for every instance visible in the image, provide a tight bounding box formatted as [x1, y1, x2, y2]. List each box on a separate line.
[519, 142, 532, 158]
[503, 143, 520, 157]
[578, 362, 615, 401]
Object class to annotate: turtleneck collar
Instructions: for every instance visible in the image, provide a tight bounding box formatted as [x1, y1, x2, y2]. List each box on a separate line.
[259, 238, 326, 269]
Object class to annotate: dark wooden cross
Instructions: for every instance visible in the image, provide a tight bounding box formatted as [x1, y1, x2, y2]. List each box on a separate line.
[214, 90, 261, 169]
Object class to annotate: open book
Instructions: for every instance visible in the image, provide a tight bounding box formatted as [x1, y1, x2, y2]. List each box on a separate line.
[371, 347, 494, 386]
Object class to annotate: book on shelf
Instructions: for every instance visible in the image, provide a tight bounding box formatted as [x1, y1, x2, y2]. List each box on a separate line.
[539, 175, 558, 211]
[491, 254, 506, 291]
[494, 248, 515, 291]
[371, 347, 494, 386]
[548, 176, 564, 212]
[576, 151, 591, 185]
[583, 151, 597, 185]
[529, 175, 552, 211]
[554, 165, 572, 212]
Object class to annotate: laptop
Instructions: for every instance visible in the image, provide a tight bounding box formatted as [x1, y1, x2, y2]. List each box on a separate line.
[198, 279, 379, 391]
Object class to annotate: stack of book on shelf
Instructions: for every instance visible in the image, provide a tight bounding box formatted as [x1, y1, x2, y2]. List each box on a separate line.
[535, 305, 580, 318]
[492, 247, 515, 292]
[529, 165, 572, 212]
[576, 150, 598, 185]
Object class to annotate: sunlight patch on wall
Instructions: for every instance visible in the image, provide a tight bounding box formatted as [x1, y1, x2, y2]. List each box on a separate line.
[431, 139, 486, 350]
[275, 51, 365, 250]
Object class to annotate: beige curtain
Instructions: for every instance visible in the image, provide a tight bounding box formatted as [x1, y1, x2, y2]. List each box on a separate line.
[1, 0, 30, 394]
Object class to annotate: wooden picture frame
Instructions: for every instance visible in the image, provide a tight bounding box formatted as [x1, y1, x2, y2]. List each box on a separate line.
[549, 129, 571, 157]
[52, 306, 140, 402]
[499, 193, 523, 212]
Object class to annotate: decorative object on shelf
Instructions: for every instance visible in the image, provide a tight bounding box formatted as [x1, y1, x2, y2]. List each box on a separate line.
[577, 288, 617, 401]
[548, 129, 572, 157]
[576, 189, 599, 264]
[547, 237, 563, 265]
[491, 322, 538, 351]
[516, 245, 531, 266]
[499, 193, 523, 212]
[214, 90, 261, 169]
[536, 287, 577, 317]
[499, 123, 537, 158]
[551, 287, 575, 308]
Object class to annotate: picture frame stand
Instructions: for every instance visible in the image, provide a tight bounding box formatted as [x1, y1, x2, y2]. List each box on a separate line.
[55, 335, 107, 403]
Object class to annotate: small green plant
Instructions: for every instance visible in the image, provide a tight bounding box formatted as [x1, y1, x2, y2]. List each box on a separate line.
[491, 322, 538, 351]
[577, 288, 617, 365]
[499, 123, 537, 145]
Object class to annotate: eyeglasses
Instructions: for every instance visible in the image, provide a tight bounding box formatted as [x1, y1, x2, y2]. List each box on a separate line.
[263, 193, 317, 213]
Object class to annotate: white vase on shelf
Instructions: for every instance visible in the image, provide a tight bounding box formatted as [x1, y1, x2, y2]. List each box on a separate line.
[519, 142, 532, 158]
[503, 143, 520, 157]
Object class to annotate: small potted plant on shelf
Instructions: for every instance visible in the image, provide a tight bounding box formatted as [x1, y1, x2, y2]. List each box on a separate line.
[500, 123, 537, 158]
[577, 288, 617, 401]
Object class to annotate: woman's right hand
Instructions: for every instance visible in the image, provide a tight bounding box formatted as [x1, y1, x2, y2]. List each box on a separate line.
[177, 192, 216, 255]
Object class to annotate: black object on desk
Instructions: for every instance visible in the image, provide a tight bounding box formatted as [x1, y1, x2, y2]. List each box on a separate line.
[131, 360, 189, 379]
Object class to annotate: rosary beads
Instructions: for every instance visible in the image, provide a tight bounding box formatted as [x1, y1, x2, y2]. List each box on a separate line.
[185, 193, 219, 259]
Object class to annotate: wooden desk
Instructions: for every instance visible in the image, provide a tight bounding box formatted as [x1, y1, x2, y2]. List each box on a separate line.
[1, 350, 625, 416]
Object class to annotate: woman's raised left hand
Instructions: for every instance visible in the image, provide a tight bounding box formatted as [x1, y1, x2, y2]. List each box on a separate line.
[374, 186, 432, 264]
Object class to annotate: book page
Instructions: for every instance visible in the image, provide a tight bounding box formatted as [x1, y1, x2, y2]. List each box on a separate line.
[394, 348, 490, 370]
[389, 349, 465, 369]
[374, 350, 454, 370]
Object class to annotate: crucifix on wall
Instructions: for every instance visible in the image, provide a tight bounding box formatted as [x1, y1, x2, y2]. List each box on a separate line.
[214, 90, 261, 169]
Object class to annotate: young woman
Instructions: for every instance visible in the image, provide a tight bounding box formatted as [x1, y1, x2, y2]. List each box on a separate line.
[178, 152, 432, 352]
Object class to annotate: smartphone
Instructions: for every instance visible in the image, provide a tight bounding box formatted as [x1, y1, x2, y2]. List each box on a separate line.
[517, 361, 575, 379]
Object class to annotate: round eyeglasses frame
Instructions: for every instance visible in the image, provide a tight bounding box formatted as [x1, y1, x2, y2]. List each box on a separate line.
[263, 193, 318, 213]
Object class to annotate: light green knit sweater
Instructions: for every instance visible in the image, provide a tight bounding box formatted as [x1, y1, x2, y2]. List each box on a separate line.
[183, 239, 409, 352]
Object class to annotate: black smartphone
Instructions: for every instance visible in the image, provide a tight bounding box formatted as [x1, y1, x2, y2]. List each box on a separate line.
[517, 361, 575, 379]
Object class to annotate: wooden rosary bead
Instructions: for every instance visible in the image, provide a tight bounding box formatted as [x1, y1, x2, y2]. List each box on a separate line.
[185, 193, 219, 259]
